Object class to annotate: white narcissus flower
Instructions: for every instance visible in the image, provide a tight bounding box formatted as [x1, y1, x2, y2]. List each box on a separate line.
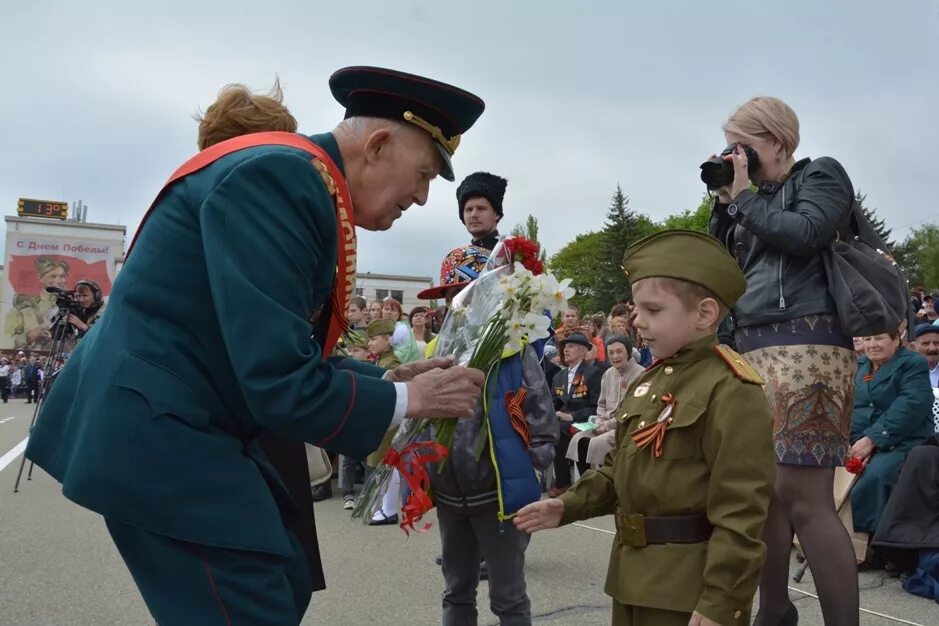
[546, 276, 576, 315]
[505, 313, 527, 353]
[523, 312, 552, 341]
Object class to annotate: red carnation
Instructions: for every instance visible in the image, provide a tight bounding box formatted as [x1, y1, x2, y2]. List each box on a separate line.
[504, 236, 544, 275]
[844, 456, 865, 474]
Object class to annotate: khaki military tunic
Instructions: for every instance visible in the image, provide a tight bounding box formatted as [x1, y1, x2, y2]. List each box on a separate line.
[558, 335, 775, 625]
[365, 350, 402, 468]
[4, 292, 57, 351]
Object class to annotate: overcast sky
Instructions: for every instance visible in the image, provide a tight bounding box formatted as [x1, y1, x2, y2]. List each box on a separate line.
[1, 1, 937, 279]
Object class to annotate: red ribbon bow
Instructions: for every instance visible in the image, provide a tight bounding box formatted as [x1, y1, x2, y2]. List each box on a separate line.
[381, 441, 450, 535]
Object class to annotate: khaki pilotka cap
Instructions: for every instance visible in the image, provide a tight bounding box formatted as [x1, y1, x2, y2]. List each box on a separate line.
[344, 330, 369, 348]
[367, 319, 396, 337]
[621, 230, 747, 308]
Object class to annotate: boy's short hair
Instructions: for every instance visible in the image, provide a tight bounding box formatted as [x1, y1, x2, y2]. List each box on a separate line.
[638, 277, 729, 322]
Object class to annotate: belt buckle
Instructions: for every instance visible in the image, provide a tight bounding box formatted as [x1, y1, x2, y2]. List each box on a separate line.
[617, 513, 647, 548]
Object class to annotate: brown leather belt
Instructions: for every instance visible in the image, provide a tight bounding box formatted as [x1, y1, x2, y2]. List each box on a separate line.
[614, 510, 713, 548]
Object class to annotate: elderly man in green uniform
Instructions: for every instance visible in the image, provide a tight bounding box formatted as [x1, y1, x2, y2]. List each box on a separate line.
[25, 66, 486, 625]
[516, 231, 776, 626]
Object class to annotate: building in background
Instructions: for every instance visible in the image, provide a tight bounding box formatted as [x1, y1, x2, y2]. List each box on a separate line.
[1, 199, 125, 351]
[354, 272, 433, 312]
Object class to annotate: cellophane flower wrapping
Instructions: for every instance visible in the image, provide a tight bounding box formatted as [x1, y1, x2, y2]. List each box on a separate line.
[351, 237, 574, 531]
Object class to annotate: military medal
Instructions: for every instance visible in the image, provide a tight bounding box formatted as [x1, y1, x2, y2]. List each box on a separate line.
[633, 382, 651, 397]
[631, 393, 676, 458]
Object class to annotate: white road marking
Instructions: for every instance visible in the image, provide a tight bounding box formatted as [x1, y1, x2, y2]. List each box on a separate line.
[0, 436, 28, 473]
[572, 517, 925, 625]
[0, 416, 18, 424]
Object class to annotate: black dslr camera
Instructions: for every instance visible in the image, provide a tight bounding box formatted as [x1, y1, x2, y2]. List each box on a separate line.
[699, 142, 761, 190]
[45, 286, 82, 316]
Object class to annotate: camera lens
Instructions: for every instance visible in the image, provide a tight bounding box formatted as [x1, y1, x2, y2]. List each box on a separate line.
[700, 158, 734, 190]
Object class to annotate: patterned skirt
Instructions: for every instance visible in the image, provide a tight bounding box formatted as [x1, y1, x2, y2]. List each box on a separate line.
[736, 315, 857, 467]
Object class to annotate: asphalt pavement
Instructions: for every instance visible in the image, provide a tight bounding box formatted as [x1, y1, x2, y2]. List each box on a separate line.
[1, 399, 936, 625]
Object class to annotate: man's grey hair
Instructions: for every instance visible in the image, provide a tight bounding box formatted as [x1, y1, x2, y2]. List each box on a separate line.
[333, 116, 405, 140]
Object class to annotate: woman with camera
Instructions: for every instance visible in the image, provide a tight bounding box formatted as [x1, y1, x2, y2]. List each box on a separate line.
[707, 97, 858, 626]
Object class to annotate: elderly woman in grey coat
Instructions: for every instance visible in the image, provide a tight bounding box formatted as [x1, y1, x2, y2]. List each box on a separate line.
[566, 335, 644, 474]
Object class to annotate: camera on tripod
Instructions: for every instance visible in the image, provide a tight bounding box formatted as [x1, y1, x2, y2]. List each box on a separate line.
[45, 286, 82, 316]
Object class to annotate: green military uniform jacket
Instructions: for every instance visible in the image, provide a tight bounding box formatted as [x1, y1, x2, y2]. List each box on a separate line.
[26, 133, 398, 562]
[559, 336, 775, 625]
[376, 349, 401, 370]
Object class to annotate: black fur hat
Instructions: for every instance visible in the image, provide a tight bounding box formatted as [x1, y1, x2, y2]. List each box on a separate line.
[456, 172, 507, 223]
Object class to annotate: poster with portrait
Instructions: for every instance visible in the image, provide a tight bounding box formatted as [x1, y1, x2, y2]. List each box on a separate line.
[1, 237, 115, 352]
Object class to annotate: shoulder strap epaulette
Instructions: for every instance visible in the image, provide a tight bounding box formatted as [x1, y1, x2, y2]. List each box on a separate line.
[713, 345, 765, 385]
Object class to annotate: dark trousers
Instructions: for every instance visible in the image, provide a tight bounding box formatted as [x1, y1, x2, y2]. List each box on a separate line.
[553, 423, 575, 488]
[0, 377, 8, 402]
[105, 518, 312, 626]
[26, 382, 39, 403]
[437, 502, 532, 626]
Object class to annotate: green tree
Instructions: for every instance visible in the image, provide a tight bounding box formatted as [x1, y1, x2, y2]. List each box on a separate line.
[660, 194, 712, 232]
[509, 214, 548, 263]
[855, 191, 893, 247]
[896, 224, 939, 289]
[595, 185, 657, 310]
[547, 231, 606, 313]
[892, 236, 923, 288]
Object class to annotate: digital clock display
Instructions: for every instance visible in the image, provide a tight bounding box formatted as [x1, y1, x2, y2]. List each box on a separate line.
[17, 198, 69, 220]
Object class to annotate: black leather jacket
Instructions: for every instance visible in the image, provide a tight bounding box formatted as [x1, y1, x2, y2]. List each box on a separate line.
[709, 157, 854, 328]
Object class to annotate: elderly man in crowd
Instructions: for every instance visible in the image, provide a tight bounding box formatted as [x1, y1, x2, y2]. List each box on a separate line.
[915, 323, 939, 388]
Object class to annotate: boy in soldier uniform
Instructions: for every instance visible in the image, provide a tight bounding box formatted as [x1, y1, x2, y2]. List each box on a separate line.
[515, 230, 775, 626]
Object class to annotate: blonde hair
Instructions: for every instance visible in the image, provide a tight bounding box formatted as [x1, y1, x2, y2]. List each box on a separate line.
[195, 78, 297, 150]
[723, 96, 800, 159]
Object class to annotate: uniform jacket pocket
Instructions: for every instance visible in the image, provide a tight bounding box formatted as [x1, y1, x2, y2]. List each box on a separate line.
[114, 351, 212, 429]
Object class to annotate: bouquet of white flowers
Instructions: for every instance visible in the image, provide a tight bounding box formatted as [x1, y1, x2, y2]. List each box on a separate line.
[352, 237, 574, 533]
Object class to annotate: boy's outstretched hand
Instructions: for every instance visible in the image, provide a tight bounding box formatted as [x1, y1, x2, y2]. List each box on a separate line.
[513, 498, 564, 534]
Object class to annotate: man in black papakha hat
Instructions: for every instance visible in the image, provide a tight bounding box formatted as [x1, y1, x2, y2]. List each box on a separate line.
[457, 171, 507, 252]
[25, 66, 488, 625]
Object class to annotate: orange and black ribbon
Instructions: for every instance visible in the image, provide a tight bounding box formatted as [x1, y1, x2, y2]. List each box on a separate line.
[505, 388, 530, 448]
[631, 393, 676, 458]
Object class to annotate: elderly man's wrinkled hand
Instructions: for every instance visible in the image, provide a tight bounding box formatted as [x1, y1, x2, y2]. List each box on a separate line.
[385, 356, 453, 383]
[405, 366, 484, 419]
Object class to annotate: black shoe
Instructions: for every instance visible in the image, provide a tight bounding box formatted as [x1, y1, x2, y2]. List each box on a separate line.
[754, 602, 798, 626]
[368, 512, 399, 526]
[310, 482, 333, 502]
[479, 561, 489, 581]
[434, 555, 442, 566]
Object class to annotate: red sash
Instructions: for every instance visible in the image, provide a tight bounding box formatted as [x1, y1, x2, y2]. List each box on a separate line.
[125, 131, 356, 356]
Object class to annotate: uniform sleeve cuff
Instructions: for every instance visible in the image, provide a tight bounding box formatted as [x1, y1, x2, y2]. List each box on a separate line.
[390, 382, 408, 428]
[694, 595, 749, 625]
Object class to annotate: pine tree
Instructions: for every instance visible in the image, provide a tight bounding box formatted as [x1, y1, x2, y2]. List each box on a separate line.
[855, 191, 893, 248]
[595, 185, 657, 311]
